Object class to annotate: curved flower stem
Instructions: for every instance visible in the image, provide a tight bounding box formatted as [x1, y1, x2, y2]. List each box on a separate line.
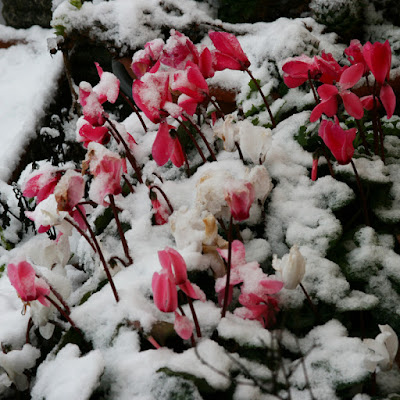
[122, 174, 135, 193]
[109, 256, 129, 268]
[355, 119, 371, 156]
[321, 146, 335, 178]
[149, 185, 174, 214]
[109, 195, 133, 265]
[119, 91, 148, 132]
[350, 160, 370, 226]
[45, 295, 80, 333]
[103, 114, 143, 183]
[76, 206, 120, 302]
[299, 283, 319, 320]
[204, 93, 225, 118]
[174, 118, 207, 163]
[235, 142, 244, 162]
[183, 114, 217, 161]
[26, 317, 33, 344]
[376, 116, 386, 163]
[221, 215, 233, 318]
[65, 216, 97, 253]
[308, 73, 319, 104]
[244, 67, 276, 128]
[186, 295, 202, 338]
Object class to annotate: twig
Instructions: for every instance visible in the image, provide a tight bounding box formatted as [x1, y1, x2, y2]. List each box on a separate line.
[221, 215, 233, 318]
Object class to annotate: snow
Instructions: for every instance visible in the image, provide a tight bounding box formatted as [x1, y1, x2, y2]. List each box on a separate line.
[0, 25, 63, 182]
[31, 344, 104, 400]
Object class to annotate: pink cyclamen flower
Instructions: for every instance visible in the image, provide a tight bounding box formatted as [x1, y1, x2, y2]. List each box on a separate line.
[282, 55, 319, 88]
[152, 122, 185, 167]
[150, 192, 171, 225]
[345, 39, 369, 75]
[93, 62, 120, 104]
[209, 31, 250, 71]
[77, 118, 110, 148]
[160, 30, 199, 70]
[235, 292, 280, 328]
[360, 83, 396, 119]
[363, 40, 392, 85]
[225, 180, 255, 221]
[22, 167, 62, 204]
[131, 38, 165, 78]
[310, 63, 364, 122]
[84, 143, 126, 206]
[8, 261, 50, 307]
[132, 70, 172, 124]
[172, 61, 209, 104]
[318, 116, 357, 165]
[315, 51, 346, 85]
[152, 269, 178, 312]
[54, 170, 85, 212]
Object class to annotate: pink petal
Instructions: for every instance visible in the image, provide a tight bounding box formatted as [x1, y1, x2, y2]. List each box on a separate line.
[198, 47, 215, 78]
[310, 97, 338, 123]
[209, 31, 250, 68]
[318, 84, 338, 100]
[259, 279, 284, 294]
[380, 83, 396, 119]
[174, 312, 193, 340]
[341, 91, 364, 119]
[8, 261, 36, 302]
[170, 138, 185, 168]
[213, 52, 244, 71]
[363, 41, 392, 85]
[165, 247, 188, 285]
[152, 123, 174, 166]
[339, 63, 364, 90]
[361, 95, 375, 111]
[152, 272, 178, 313]
[311, 158, 318, 181]
[283, 74, 308, 88]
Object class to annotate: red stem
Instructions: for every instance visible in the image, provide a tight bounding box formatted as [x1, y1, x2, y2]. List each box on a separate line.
[76, 206, 120, 302]
[221, 215, 233, 318]
[45, 295, 80, 333]
[186, 296, 202, 338]
[119, 91, 148, 132]
[109, 195, 133, 265]
[244, 67, 276, 128]
[103, 115, 143, 183]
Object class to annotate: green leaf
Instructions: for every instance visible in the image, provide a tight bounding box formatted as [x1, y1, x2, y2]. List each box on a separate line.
[54, 25, 66, 36]
[70, 0, 83, 9]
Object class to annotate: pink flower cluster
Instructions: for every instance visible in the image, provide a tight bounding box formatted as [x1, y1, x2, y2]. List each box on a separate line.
[216, 241, 283, 328]
[131, 30, 250, 167]
[77, 63, 120, 147]
[152, 247, 205, 339]
[283, 40, 396, 168]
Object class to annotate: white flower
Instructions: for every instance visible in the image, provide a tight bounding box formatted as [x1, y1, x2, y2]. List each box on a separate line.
[25, 194, 69, 230]
[273, 245, 306, 290]
[363, 324, 398, 372]
[238, 120, 272, 164]
[214, 114, 240, 152]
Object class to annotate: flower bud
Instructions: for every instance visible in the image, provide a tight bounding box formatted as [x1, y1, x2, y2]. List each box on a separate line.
[273, 245, 306, 290]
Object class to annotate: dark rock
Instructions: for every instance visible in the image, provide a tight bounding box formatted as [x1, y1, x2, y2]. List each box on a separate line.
[2, 0, 52, 29]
